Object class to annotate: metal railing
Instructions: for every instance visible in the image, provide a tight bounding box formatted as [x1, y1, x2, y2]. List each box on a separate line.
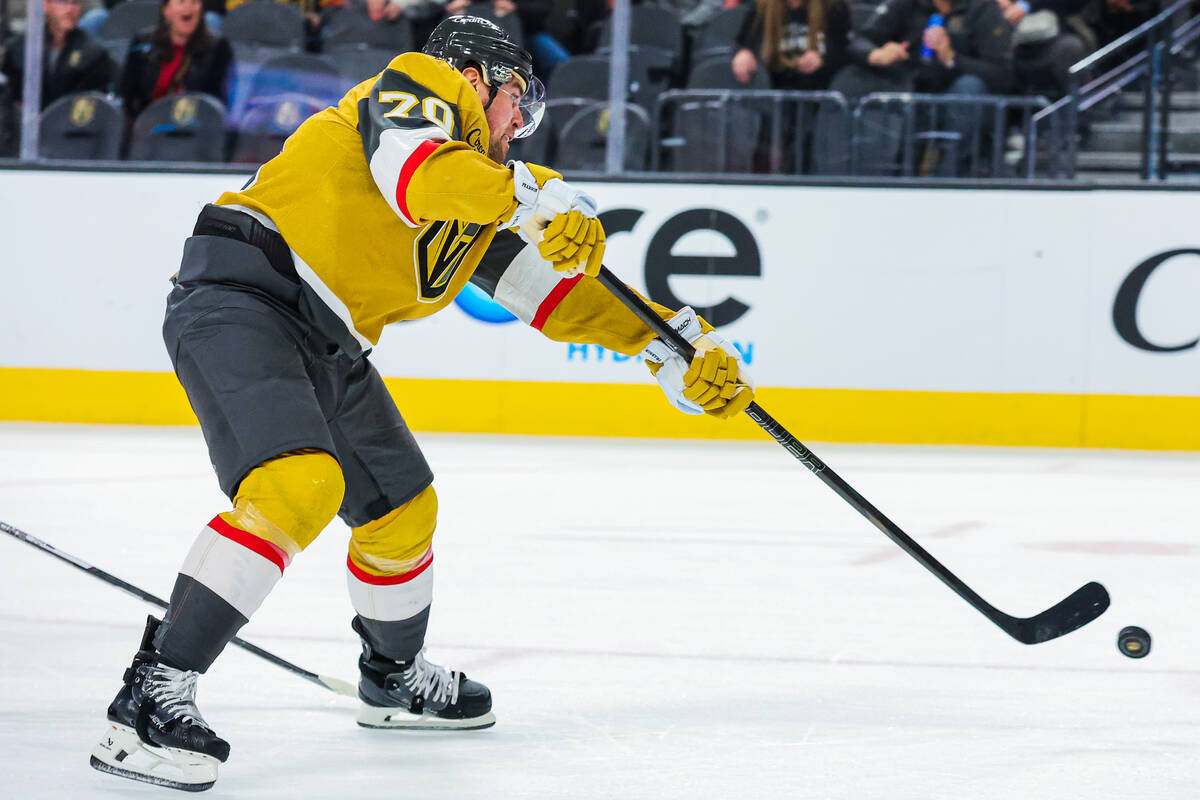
[7, 0, 1197, 181]
[1164, 9, 1200, 172]
[653, 89, 849, 174]
[853, 93, 1048, 178]
[1030, 0, 1196, 179]
[654, 89, 1045, 178]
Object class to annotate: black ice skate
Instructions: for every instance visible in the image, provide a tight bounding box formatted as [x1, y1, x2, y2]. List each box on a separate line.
[353, 616, 495, 730]
[90, 616, 230, 792]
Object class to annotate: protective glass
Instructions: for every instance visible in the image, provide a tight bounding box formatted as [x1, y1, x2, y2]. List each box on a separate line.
[509, 76, 545, 140]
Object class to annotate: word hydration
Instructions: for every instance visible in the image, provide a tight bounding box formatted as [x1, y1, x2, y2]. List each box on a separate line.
[566, 342, 754, 365]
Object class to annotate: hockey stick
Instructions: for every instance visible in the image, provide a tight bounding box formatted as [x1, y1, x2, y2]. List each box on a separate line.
[0, 519, 358, 697]
[596, 266, 1110, 645]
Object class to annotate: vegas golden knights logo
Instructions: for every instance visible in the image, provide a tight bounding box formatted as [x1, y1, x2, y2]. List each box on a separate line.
[172, 96, 197, 125]
[70, 97, 96, 127]
[414, 220, 485, 302]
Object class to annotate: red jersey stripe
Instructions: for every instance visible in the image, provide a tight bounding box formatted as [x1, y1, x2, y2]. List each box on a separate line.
[531, 274, 582, 331]
[208, 515, 290, 574]
[395, 139, 441, 225]
[346, 548, 433, 586]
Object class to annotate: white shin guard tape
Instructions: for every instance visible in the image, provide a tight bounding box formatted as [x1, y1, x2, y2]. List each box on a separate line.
[346, 563, 435, 622]
[179, 524, 284, 620]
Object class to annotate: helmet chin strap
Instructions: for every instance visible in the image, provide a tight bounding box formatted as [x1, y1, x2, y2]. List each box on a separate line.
[482, 84, 499, 112]
[468, 63, 502, 112]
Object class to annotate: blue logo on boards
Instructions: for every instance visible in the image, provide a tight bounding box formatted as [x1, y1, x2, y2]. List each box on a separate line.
[566, 342, 754, 364]
[454, 282, 517, 323]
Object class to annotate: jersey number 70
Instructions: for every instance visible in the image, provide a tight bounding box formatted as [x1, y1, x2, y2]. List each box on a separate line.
[379, 91, 455, 137]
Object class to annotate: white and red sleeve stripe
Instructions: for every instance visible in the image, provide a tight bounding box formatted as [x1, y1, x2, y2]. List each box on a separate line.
[346, 548, 434, 622]
[368, 126, 447, 228]
[178, 516, 290, 620]
[492, 242, 583, 330]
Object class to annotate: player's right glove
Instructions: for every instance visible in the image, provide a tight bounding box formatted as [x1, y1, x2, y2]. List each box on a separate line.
[641, 306, 754, 420]
[505, 160, 606, 278]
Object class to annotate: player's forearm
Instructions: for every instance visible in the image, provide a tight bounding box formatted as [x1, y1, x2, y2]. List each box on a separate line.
[537, 279, 702, 355]
[403, 143, 520, 226]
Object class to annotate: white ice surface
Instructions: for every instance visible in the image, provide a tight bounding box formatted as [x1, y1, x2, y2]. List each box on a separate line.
[0, 423, 1196, 799]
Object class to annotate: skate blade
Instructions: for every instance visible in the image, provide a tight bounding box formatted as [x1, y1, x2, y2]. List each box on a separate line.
[356, 704, 496, 730]
[90, 722, 219, 792]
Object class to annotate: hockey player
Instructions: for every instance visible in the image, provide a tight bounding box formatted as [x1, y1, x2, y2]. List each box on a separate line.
[89, 15, 754, 792]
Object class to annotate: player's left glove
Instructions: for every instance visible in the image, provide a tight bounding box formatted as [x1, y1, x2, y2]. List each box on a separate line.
[505, 161, 606, 278]
[641, 306, 754, 420]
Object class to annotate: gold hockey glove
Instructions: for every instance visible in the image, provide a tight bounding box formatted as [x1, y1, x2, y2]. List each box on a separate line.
[681, 346, 754, 419]
[537, 209, 606, 277]
[505, 160, 606, 277]
[641, 307, 754, 420]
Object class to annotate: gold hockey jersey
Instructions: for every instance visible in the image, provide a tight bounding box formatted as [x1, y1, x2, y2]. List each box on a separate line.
[217, 51, 676, 355]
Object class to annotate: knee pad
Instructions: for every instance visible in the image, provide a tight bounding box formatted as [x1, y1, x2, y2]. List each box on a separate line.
[222, 450, 345, 557]
[349, 485, 437, 577]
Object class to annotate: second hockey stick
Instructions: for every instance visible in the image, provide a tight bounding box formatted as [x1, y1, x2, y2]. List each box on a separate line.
[0, 519, 358, 697]
[596, 266, 1110, 645]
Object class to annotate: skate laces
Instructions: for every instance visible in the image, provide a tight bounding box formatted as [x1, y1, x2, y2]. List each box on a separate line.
[402, 650, 460, 706]
[142, 664, 209, 729]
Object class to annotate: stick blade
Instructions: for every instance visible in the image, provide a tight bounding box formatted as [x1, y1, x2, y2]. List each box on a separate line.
[1005, 581, 1110, 644]
[318, 674, 360, 698]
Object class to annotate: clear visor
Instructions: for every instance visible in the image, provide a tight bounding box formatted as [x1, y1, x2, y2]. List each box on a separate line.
[512, 75, 545, 140]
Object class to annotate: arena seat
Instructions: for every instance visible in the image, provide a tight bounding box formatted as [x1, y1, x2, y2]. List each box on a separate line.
[128, 93, 227, 162]
[662, 98, 760, 174]
[687, 55, 767, 90]
[97, 0, 160, 39]
[550, 50, 667, 116]
[321, 5, 413, 51]
[231, 52, 344, 129]
[38, 92, 123, 160]
[96, 0, 160, 69]
[597, 4, 683, 59]
[325, 44, 397, 84]
[692, 5, 750, 62]
[222, 1, 305, 49]
[231, 92, 328, 163]
[554, 101, 650, 172]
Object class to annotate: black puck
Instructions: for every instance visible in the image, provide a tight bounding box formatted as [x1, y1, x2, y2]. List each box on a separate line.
[1117, 625, 1151, 659]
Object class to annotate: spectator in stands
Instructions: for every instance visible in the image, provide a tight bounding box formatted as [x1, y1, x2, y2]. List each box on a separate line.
[367, 0, 409, 21]
[831, 0, 1012, 174]
[997, 0, 1090, 98]
[361, 0, 444, 26]
[81, 0, 226, 38]
[731, 0, 850, 90]
[120, 0, 234, 119]
[840, 0, 1012, 95]
[1, 0, 114, 108]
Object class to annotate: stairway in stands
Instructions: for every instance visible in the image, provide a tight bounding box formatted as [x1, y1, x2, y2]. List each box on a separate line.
[1076, 55, 1200, 181]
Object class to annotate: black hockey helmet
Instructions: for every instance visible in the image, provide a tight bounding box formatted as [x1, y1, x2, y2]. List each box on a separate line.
[423, 15, 545, 138]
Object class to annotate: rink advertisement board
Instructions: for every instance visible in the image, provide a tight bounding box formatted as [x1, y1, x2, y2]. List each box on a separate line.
[1, 168, 1198, 449]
